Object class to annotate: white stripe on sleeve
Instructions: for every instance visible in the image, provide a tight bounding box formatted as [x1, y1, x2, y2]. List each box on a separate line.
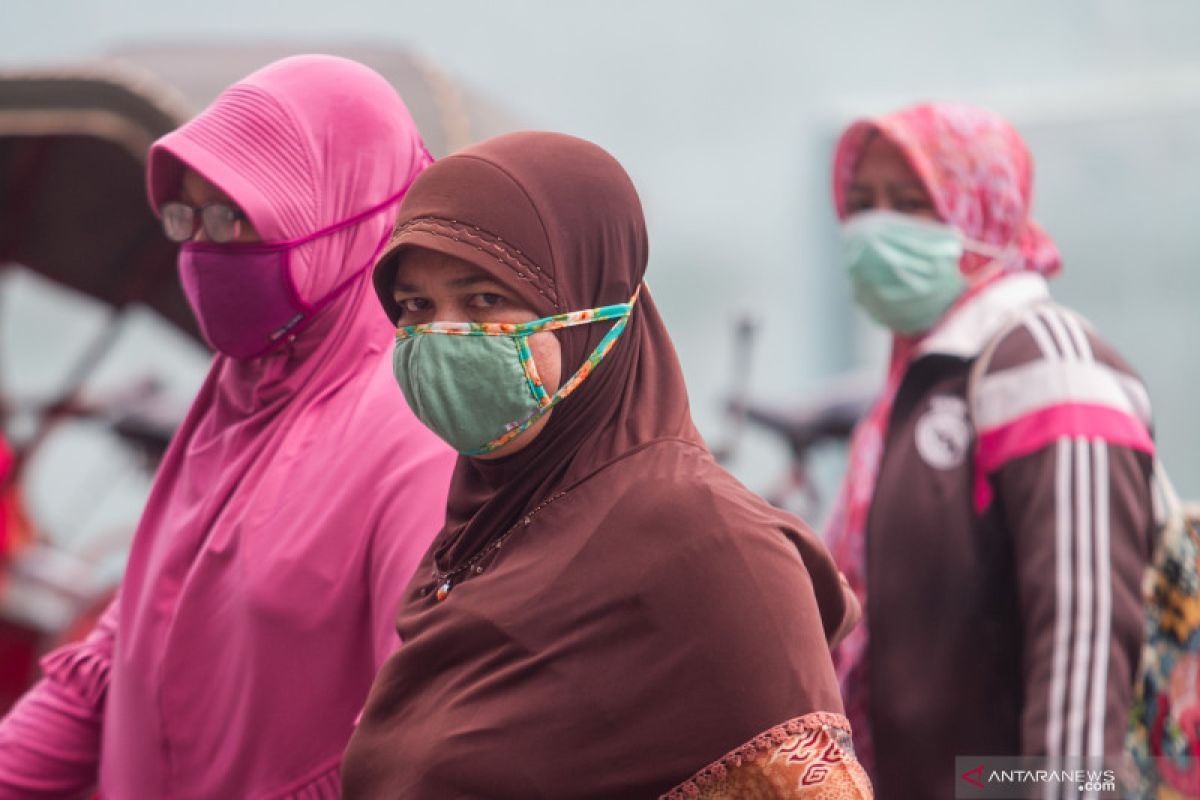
[1066, 438, 1094, 778]
[1044, 436, 1074, 800]
[1083, 441, 1111, 800]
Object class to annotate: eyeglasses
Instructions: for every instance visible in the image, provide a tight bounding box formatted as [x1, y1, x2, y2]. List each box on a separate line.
[160, 201, 248, 244]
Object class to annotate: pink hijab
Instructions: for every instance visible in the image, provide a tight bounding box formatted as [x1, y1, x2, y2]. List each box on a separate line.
[54, 55, 454, 797]
[823, 102, 1061, 770]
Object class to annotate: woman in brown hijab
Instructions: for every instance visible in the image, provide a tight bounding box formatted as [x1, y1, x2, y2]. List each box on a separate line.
[341, 131, 872, 799]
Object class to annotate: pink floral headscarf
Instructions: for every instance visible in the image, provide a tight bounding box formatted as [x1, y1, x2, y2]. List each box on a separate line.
[823, 102, 1061, 772]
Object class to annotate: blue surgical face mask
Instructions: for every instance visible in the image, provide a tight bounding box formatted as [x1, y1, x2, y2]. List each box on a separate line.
[841, 210, 975, 334]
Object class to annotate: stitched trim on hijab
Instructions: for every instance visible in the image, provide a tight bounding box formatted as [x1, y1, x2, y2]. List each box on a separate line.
[394, 216, 560, 308]
[659, 712, 856, 799]
[423, 490, 570, 601]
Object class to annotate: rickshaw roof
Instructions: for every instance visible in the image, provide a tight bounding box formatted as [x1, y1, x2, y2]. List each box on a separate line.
[0, 43, 515, 341]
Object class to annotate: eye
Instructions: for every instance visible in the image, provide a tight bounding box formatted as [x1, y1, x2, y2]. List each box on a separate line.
[894, 195, 934, 213]
[843, 190, 875, 215]
[207, 203, 242, 223]
[395, 297, 431, 315]
[467, 293, 505, 309]
[844, 198, 875, 214]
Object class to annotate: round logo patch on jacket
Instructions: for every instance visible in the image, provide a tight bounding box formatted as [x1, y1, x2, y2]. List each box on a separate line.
[915, 395, 971, 470]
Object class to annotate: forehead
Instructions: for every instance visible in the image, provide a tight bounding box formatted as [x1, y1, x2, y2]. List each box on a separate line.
[180, 168, 236, 204]
[392, 248, 502, 288]
[851, 134, 923, 186]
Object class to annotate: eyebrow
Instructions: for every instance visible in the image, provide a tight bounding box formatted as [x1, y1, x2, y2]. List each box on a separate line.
[178, 190, 240, 208]
[451, 274, 501, 289]
[846, 180, 928, 192]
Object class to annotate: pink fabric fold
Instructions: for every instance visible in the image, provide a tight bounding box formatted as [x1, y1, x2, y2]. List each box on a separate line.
[36, 598, 119, 712]
[0, 678, 102, 798]
[267, 758, 342, 800]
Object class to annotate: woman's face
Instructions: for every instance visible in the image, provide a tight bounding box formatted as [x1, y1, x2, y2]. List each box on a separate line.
[392, 249, 562, 459]
[844, 134, 938, 221]
[178, 169, 262, 243]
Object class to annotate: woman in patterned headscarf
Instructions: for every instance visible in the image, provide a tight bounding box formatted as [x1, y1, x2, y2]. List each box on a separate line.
[824, 102, 1156, 797]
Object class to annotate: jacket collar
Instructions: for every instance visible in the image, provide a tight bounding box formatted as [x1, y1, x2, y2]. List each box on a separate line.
[915, 272, 1051, 359]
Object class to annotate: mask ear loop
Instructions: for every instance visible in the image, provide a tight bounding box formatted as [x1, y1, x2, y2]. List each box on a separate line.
[278, 182, 417, 313]
[507, 283, 647, 411]
[513, 334, 551, 408]
[959, 230, 1022, 286]
[464, 285, 643, 456]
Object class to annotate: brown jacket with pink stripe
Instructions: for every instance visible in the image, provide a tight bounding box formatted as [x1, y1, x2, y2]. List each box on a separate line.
[865, 273, 1156, 798]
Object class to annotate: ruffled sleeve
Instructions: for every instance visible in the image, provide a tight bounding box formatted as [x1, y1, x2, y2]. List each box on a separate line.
[0, 594, 119, 798]
[660, 713, 873, 799]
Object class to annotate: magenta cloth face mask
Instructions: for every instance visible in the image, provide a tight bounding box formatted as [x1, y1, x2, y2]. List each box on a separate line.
[178, 187, 408, 359]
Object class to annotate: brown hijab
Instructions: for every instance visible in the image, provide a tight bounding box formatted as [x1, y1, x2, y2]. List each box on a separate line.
[343, 132, 855, 799]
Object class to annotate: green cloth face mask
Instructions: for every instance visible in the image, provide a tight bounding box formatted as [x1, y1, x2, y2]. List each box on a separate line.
[392, 287, 640, 455]
[842, 210, 974, 334]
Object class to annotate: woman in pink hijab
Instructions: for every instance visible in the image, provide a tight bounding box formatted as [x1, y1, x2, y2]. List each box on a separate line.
[0, 55, 455, 798]
[824, 102, 1155, 797]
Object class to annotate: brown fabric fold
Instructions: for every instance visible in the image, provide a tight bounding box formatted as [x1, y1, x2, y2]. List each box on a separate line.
[343, 131, 858, 799]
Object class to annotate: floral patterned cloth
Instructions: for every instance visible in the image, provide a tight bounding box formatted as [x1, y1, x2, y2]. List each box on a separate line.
[1126, 500, 1200, 798]
[660, 713, 873, 799]
[823, 102, 1062, 773]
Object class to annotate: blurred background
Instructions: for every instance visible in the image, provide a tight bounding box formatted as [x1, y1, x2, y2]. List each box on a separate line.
[0, 0, 1198, 701]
